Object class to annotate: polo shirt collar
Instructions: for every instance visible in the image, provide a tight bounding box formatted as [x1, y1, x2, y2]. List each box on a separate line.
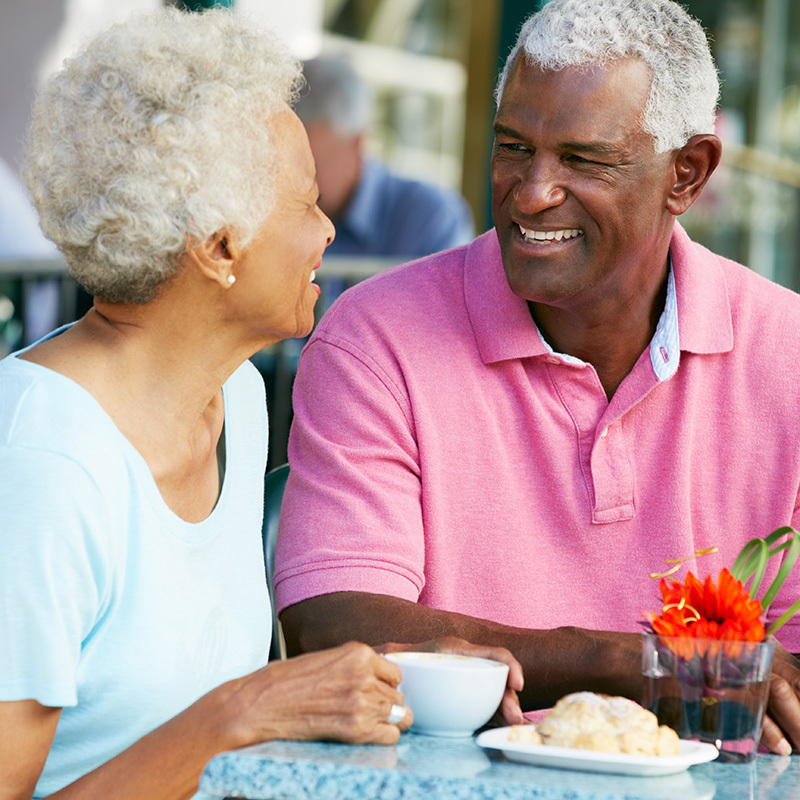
[464, 231, 550, 364]
[465, 223, 733, 367]
[670, 221, 733, 355]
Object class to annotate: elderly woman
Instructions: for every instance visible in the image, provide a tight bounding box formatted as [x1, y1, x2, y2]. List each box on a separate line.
[0, 9, 523, 800]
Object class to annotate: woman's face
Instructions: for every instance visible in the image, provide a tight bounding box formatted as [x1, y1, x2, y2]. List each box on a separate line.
[237, 110, 335, 341]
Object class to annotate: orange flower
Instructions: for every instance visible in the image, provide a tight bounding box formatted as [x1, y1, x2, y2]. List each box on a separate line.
[645, 568, 764, 659]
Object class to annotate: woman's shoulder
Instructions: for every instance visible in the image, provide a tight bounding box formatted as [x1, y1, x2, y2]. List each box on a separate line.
[0, 367, 114, 568]
[0, 354, 127, 477]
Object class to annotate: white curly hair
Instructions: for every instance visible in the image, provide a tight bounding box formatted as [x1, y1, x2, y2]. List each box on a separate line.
[495, 0, 719, 154]
[22, 8, 302, 304]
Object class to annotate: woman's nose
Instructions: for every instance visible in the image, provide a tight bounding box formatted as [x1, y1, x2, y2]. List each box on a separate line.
[321, 208, 335, 246]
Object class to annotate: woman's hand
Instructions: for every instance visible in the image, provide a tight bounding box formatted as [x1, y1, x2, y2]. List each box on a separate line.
[376, 636, 525, 726]
[222, 641, 412, 748]
[0, 644, 411, 800]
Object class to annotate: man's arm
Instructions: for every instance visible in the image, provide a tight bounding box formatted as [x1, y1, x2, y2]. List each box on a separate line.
[280, 591, 641, 711]
[282, 592, 800, 755]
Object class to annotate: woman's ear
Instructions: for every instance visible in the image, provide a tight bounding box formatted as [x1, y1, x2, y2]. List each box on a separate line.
[666, 134, 722, 216]
[184, 230, 240, 289]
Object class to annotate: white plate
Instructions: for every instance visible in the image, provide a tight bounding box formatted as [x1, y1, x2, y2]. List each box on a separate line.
[476, 727, 719, 777]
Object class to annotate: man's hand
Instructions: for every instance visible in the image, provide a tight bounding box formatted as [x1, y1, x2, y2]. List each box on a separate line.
[761, 645, 800, 755]
[281, 592, 644, 711]
[377, 636, 525, 726]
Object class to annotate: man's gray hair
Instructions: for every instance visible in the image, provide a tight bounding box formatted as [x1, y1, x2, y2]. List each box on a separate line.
[495, 0, 719, 154]
[294, 55, 372, 136]
[23, 8, 301, 304]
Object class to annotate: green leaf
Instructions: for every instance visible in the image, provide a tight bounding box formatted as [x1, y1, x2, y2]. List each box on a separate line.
[766, 596, 800, 636]
[761, 528, 800, 612]
[733, 527, 800, 620]
[731, 537, 768, 594]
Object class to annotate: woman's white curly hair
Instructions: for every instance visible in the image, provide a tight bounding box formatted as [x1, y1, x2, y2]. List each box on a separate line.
[495, 0, 719, 154]
[22, 8, 302, 304]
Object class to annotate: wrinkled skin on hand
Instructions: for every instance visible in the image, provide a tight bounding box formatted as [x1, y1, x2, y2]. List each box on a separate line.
[228, 641, 413, 747]
[376, 636, 526, 727]
[762, 645, 800, 755]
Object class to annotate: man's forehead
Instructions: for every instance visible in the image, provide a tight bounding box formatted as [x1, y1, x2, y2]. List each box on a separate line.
[501, 56, 652, 103]
[495, 57, 652, 141]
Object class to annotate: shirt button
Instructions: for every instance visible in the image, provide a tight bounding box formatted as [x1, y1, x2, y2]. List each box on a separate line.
[546, 357, 559, 365]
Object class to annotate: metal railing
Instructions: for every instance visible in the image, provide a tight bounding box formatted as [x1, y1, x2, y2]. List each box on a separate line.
[0, 255, 398, 466]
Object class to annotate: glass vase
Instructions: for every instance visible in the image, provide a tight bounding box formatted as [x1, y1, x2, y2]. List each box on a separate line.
[642, 633, 775, 763]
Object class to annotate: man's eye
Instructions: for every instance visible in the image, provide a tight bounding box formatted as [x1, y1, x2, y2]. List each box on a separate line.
[498, 142, 528, 153]
[565, 154, 609, 166]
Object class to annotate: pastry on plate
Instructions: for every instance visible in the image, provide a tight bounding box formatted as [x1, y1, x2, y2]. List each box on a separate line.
[508, 724, 543, 745]
[510, 692, 680, 756]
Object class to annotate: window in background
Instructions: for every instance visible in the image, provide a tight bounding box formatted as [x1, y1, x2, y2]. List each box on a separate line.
[681, 0, 800, 290]
[320, 0, 500, 225]
[321, 0, 469, 192]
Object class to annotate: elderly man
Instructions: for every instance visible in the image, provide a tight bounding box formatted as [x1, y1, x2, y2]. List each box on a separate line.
[276, 0, 800, 754]
[294, 55, 474, 259]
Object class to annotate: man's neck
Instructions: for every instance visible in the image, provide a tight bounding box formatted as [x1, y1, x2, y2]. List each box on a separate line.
[531, 267, 669, 400]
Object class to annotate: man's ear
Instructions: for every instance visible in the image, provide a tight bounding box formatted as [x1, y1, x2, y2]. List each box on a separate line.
[184, 230, 240, 289]
[666, 134, 722, 216]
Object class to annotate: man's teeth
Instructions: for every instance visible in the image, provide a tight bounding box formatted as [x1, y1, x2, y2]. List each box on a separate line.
[519, 226, 583, 242]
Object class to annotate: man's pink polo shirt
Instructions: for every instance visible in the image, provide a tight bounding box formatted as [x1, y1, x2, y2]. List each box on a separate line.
[275, 225, 800, 652]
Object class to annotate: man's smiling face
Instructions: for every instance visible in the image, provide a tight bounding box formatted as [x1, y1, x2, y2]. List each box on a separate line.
[491, 57, 677, 314]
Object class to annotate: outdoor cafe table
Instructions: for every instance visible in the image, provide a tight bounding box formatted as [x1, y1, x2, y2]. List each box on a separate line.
[198, 731, 799, 800]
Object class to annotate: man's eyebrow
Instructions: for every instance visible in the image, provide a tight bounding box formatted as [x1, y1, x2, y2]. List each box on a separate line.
[493, 122, 524, 138]
[559, 140, 621, 156]
[493, 122, 621, 157]
[494, 122, 620, 155]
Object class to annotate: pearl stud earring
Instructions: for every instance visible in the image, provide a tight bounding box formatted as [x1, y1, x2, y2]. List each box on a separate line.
[227, 275, 236, 285]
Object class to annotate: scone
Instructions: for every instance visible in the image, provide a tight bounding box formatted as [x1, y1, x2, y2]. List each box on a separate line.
[536, 692, 680, 756]
[508, 724, 543, 745]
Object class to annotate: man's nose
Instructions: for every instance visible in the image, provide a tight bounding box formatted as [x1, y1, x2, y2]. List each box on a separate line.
[514, 155, 567, 214]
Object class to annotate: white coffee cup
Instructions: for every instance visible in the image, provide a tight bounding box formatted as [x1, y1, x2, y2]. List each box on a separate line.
[384, 652, 509, 737]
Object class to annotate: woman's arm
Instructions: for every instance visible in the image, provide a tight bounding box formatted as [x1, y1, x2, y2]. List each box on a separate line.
[0, 643, 411, 800]
[0, 701, 61, 800]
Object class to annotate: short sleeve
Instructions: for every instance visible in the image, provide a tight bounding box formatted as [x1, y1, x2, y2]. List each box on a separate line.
[0, 447, 111, 707]
[274, 335, 425, 614]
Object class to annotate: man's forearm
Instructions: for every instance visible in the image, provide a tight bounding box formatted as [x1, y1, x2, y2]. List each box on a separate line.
[280, 592, 642, 710]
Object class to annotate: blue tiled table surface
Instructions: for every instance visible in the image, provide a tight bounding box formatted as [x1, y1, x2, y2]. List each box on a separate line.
[199, 732, 799, 800]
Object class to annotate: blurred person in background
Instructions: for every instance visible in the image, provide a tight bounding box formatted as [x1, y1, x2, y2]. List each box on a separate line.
[0, 9, 522, 800]
[294, 54, 475, 261]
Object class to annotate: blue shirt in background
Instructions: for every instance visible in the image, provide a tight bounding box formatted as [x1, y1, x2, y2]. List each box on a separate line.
[327, 158, 475, 258]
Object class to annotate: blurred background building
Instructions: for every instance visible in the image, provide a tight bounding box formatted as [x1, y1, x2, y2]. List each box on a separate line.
[2, 0, 800, 463]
